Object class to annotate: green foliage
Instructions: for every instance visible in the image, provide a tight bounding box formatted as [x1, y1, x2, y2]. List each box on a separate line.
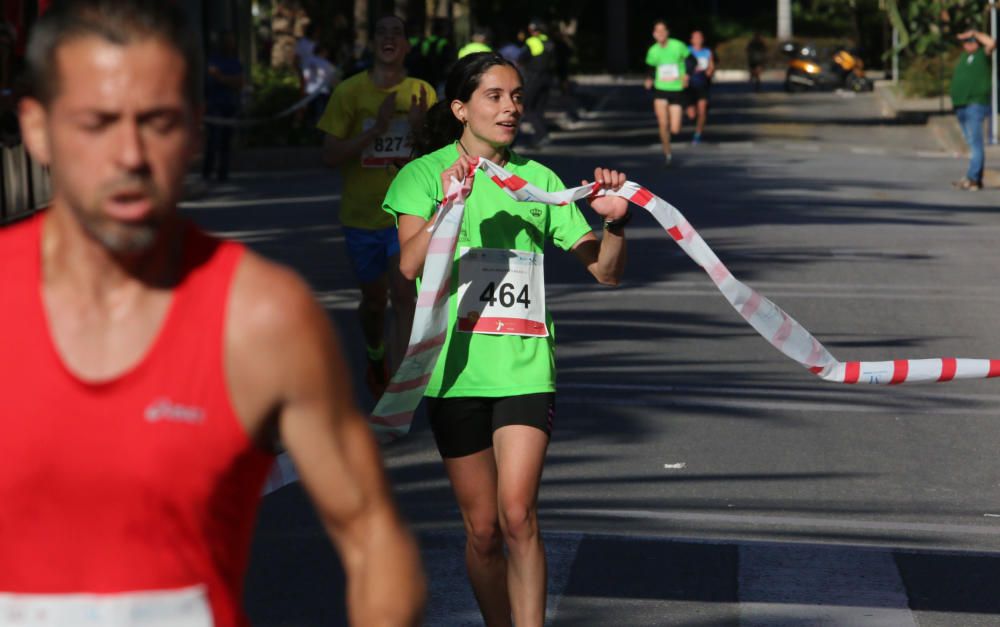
[883, 1, 985, 100]
[243, 65, 320, 147]
[900, 48, 960, 98]
[887, 0, 986, 58]
[793, 0, 863, 37]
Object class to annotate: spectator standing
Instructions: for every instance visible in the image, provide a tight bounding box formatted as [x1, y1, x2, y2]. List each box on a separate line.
[295, 22, 318, 64]
[203, 31, 244, 182]
[950, 29, 996, 191]
[303, 43, 338, 123]
[498, 29, 526, 65]
[746, 32, 767, 92]
[458, 27, 492, 59]
[520, 18, 556, 147]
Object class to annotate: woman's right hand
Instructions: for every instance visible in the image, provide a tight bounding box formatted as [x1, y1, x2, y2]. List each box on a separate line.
[440, 155, 480, 192]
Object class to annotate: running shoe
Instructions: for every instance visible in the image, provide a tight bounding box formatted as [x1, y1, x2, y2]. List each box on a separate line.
[691, 133, 702, 145]
[366, 357, 390, 400]
[952, 177, 982, 191]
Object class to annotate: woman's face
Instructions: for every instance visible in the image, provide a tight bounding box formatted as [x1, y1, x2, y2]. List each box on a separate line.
[453, 64, 523, 148]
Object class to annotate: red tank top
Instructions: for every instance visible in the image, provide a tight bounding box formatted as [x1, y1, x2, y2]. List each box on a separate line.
[0, 214, 274, 627]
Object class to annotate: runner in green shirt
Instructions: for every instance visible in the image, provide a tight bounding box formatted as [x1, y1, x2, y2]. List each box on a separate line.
[384, 52, 630, 627]
[644, 20, 690, 166]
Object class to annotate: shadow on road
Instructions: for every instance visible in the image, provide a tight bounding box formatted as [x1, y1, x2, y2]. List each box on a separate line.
[180, 79, 1000, 625]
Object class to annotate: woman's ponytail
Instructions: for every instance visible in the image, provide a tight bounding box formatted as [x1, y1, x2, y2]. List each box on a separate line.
[414, 100, 462, 156]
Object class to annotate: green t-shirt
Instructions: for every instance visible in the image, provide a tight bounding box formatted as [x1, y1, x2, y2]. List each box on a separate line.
[951, 48, 991, 107]
[383, 144, 594, 398]
[646, 39, 690, 91]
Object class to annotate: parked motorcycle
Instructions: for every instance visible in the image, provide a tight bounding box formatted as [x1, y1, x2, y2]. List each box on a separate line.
[782, 42, 873, 93]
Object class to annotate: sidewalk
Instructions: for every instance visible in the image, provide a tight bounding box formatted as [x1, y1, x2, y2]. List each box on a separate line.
[875, 79, 1000, 185]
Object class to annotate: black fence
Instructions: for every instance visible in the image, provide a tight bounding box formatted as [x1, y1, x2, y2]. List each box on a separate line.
[1, 141, 50, 225]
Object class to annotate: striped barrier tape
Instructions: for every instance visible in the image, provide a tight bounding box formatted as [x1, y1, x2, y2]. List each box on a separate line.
[263, 156, 1000, 492]
[202, 91, 324, 128]
[367, 157, 1000, 442]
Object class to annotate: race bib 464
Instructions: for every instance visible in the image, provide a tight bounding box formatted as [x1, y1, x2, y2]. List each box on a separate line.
[456, 247, 547, 337]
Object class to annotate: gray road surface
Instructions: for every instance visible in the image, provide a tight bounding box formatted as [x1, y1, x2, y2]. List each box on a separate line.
[181, 78, 1000, 626]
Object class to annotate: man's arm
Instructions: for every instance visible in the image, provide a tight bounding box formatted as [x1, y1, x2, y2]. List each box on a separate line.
[323, 91, 396, 168]
[227, 254, 425, 626]
[976, 30, 997, 55]
[959, 30, 996, 55]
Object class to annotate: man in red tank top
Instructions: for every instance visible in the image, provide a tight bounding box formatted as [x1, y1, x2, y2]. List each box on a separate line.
[0, 2, 424, 626]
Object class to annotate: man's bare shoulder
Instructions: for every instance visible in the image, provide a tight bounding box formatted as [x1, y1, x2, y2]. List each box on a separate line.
[223, 248, 339, 437]
[227, 248, 327, 344]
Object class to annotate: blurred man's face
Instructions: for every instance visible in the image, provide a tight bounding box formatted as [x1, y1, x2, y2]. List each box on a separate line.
[963, 38, 979, 53]
[691, 31, 704, 48]
[373, 16, 408, 67]
[653, 23, 668, 44]
[19, 36, 197, 254]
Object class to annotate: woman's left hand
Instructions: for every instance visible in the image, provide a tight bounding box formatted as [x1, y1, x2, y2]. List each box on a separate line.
[583, 167, 629, 221]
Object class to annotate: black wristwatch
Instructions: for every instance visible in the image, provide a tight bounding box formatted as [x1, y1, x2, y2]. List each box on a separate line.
[603, 210, 632, 235]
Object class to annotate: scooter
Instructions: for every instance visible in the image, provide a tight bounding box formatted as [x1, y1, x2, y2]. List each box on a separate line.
[783, 42, 873, 93]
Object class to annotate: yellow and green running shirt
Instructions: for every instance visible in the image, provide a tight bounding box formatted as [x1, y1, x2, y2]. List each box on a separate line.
[646, 39, 690, 91]
[383, 144, 593, 398]
[317, 71, 436, 230]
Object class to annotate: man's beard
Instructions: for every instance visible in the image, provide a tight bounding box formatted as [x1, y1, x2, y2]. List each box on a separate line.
[73, 176, 168, 255]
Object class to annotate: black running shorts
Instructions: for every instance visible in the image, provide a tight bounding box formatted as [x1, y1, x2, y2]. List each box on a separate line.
[425, 393, 555, 458]
[653, 88, 684, 105]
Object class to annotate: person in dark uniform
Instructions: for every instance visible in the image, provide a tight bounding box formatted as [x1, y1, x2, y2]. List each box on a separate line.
[519, 18, 556, 147]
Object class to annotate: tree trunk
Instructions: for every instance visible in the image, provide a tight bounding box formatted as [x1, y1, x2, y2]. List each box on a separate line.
[354, 0, 368, 61]
[777, 0, 792, 40]
[271, 1, 298, 68]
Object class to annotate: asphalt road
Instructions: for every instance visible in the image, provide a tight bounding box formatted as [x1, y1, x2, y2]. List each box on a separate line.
[183, 78, 1000, 626]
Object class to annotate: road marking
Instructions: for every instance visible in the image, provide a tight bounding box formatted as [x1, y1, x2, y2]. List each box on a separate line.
[739, 544, 916, 626]
[851, 146, 888, 156]
[784, 142, 821, 152]
[559, 380, 993, 399]
[420, 530, 582, 626]
[544, 507, 1000, 538]
[180, 193, 341, 209]
[915, 150, 953, 159]
[559, 393, 997, 416]
[663, 462, 687, 469]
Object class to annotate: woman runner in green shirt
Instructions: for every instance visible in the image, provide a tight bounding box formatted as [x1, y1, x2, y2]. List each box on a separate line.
[383, 52, 630, 626]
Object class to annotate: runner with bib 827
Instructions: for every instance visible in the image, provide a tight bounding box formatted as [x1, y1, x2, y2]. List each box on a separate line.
[383, 52, 629, 627]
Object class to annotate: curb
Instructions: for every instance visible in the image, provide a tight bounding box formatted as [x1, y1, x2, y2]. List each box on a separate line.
[872, 80, 951, 123]
[874, 80, 1000, 184]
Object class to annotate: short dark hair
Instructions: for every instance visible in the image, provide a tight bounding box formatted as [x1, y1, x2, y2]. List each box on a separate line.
[26, 0, 199, 106]
[373, 14, 407, 38]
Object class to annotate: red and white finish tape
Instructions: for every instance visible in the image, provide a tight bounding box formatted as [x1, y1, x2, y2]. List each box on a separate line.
[365, 157, 1000, 442]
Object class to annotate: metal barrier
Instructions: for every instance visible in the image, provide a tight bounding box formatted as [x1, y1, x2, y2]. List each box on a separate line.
[1, 141, 50, 224]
